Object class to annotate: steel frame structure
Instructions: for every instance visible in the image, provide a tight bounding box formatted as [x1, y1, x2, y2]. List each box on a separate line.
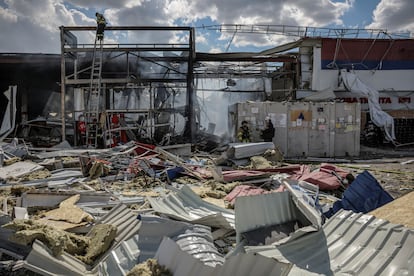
[59, 26, 195, 143]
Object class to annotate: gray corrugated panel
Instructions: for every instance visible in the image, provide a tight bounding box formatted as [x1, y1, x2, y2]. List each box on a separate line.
[98, 235, 141, 276]
[283, 180, 323, 228]
[34, 148, 111, 159]
[19, 169, 83, 185]
[21, 191, 112, 208]
[0, 161, 43, 179]
[147, 185, 235, 229]
[235, 186, 322, 245]
[217, 250, 292, 276]
[23, 204, 141, 276]
[246, 228, 332, 275]
[155, 237, 292, 276]
[246, 210, 414, 275]
[156, 237, 215, 276]
[23, 240, 93, 276]
[174, 231, 224, 267]
[323, 210, 414, 275]
[235, 192, 298, 234]
[227, 142, 275, 159]
[137, 215, 194, 262]
[100, 215, 224, 276]
[96, 203, 141, 243]
[138, 215, 224, 266]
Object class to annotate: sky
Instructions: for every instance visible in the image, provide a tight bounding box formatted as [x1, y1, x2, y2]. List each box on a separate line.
[0, 0, 413, 54]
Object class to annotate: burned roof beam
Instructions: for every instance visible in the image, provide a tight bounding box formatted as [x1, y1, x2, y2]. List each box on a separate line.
[195, 54, 296, 62]
[64, 47, 190, 52]
[65, 78, 188, 85]
[61, 26, 192, 31]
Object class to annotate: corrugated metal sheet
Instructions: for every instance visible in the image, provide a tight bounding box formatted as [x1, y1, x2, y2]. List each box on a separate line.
[136, 215, 224, 266]
[174, 230, 224, 267]
[96, 203, 141, 243]
[147, 185, 235, 229]
[100, 215, 224, 276]
[155, 237, 292, 276]
[235, 192, 298, 234]
[227, 142, 275, 159]
[325, 170, 394, 217]
[222, 170, 269, 182]
[22, 191, 112, 208]
[23, 204, 141, 275]
[246, 210, 414, 275]
[24, 240, 92, 276]
[98, 235, 140, 276]
[235, 185, 322, 245]
[0, 161, 43, 179]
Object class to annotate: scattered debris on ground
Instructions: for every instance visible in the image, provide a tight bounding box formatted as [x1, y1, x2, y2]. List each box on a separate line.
[0, 139, 413, 275]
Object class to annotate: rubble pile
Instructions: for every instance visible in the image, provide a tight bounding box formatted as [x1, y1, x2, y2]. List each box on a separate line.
[0, 140, 413, 275]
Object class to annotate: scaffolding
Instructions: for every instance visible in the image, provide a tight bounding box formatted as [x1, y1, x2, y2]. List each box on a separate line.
[59, 26, 195, 147]
[198, 24, 410, 39]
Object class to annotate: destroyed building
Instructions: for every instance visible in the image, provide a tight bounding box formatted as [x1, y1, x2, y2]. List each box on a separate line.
[1, 25, 413, 153]
[0, 24, 413, 276]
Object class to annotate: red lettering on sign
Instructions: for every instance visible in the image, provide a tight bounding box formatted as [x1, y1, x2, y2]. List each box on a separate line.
[338, 97, 398, 104]
[399, 97, 411, 103]
[379, 97, 391, 104]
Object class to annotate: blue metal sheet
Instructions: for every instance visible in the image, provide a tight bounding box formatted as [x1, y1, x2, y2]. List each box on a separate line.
[325, 170, 393, 217]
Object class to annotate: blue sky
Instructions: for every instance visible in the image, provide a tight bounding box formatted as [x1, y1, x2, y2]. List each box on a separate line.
[0, 0, 412, 53]
[343, 1, 380, 27]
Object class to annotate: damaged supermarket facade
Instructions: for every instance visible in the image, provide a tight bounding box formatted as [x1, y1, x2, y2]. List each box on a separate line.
[1, 25, 414, 155]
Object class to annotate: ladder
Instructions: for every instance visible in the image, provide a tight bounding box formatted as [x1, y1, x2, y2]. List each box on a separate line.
[85, 37, 104, 148]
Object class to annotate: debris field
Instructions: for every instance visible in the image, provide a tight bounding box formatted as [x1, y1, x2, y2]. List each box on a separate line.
[0, 139, 413, 275]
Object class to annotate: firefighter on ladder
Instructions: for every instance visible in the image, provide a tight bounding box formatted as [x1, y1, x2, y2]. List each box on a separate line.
[95, 12, 106, 41]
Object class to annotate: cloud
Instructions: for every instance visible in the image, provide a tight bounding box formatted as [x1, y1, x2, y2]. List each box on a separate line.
[66, 0, 141, 9]
[366, 0, 414, 35]
[0, 0, 95, 53]
[171, 0, 353, 49]
[0, 0, 355, 53]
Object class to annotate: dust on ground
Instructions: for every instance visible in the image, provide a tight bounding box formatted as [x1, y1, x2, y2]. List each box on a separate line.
[370, 191, 414, 228]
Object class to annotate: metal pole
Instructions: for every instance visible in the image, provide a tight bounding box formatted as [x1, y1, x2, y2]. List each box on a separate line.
[60, 26, 66, 141]
[187, 28, 195, 142]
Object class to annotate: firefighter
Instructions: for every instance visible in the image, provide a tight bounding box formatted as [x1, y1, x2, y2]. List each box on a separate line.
[237, 120, 251, 142]
[95, 12, 106, 41]
[77, 115, 86, 145]
[260, 117, 275, 142]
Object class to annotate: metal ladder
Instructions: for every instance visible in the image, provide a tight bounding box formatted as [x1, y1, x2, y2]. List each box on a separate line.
[85, 37, 104, 148]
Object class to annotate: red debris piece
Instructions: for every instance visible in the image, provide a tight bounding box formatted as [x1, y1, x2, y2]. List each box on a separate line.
[298, 163, 350, 190]
[222, 170, 269, 182]
[224, 185, 270, 207]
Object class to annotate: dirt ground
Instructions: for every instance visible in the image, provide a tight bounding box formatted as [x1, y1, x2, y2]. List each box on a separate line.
[328, 145, 414, 228]
[334, 158, 414, 199]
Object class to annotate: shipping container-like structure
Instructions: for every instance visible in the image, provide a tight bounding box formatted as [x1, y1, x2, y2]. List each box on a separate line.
[231, 101, 361, 158]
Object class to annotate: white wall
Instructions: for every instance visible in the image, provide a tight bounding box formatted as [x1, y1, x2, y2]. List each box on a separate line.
[310, 47, 414, 92]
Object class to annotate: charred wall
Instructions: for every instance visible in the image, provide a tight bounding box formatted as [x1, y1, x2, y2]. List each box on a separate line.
[0, 54, 61, 123]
